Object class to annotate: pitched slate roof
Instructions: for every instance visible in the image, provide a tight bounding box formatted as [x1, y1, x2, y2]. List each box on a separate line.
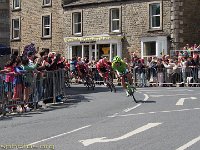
[63, 0, 123, 7]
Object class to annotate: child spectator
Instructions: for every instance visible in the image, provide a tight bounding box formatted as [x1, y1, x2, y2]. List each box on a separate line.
[4, 60, 16, 100]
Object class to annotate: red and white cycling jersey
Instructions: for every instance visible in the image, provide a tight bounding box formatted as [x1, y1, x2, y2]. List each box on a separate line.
[96, 59, 110, 73]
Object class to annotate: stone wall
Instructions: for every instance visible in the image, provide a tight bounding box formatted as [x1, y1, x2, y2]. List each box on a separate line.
[0, 0, 10, 46]
[63, 0, 171, 58]
[170, 0, 200, 49]
[10, 0, 65, 55]
[182, 0, 200, 47]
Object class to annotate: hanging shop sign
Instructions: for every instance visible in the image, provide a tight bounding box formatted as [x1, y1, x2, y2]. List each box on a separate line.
[102, 47, 110, 54]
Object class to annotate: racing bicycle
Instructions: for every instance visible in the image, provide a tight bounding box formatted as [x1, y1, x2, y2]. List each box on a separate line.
[103, 70, 116, 92]
[123, 74, 138, 103]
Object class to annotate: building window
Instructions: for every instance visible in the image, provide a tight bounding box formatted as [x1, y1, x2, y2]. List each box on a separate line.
[143, 42, 156, 58]
[12, 18, 20, 39]
[13, 0, 20, 10]
[149, 3, 161, 29]
[43, 0, 51, 6]
[72, 12, 82, 35]
[12, 49, 19, 56]
[72, 46, 82, 57]
[110, 8, 120, 33]
[42, 15, 51, 38]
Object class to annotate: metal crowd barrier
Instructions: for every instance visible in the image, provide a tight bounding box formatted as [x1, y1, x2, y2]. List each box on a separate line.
[0, 69, 66, 115]
[132, 66, 200, 87]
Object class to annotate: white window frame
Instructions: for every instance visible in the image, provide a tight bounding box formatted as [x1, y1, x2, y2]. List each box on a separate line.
[148, 2, 162, 30]
[141, 36, 167, 59]
[13, 0, 21, 10]
[12, 18, 20, 40]
[110, 8, 120, 33]
[42, 15, 51, 38]
[12, 49, 19, 55]
[72, 12, 82, 35]
[43, 0, 51, 6]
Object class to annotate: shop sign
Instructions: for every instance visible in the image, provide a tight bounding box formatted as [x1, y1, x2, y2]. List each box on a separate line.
[80, 41, 96, 44]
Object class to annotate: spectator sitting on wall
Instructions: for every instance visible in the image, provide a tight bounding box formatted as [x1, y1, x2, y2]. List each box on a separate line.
[23, 42, 36, 57]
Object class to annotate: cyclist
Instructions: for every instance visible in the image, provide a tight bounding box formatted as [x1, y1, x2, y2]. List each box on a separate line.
[76, 57, 89, 83]
[112, 56, 133, 96]
[96, 57, 111, 85]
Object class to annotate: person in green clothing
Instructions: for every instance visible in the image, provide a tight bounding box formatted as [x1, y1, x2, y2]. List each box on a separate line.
[21, 57, 38, 109]
[112, 56, 133, 96]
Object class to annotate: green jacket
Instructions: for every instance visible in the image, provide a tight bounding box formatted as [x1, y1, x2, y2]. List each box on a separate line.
[112, 61, 127, 74]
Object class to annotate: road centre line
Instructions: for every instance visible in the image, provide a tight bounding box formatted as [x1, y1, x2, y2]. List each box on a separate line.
[176, 135, 200, 150]
[109, 108, 200, 117]
[29, 125, 91, 145]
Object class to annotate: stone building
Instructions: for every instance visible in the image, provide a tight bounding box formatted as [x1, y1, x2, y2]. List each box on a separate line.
[63, 0, 200, 61]
[0, 0, 10, 46]
[10, 0, 65, 55]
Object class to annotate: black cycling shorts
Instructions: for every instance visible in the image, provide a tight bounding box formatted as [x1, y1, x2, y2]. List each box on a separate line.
[99, 67, 107, 73]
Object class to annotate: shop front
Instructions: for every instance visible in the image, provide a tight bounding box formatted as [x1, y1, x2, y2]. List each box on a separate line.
[64, 34, 123, 61]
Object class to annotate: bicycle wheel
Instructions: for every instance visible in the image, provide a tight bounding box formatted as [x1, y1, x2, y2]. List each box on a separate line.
[91, 80, 95, 90]
[106, 82, 112, 92]
[86, 82, 90, 90]
[84, 77, 90, 90]
[107, 74, 115, 92]
[110, 82, 116, 93]
[126, 84, 138, 103]
[65, 79, 71, 88]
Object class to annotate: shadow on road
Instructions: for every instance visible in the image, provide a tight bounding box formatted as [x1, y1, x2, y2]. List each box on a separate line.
[136, 100, 156, 103]
[65, 85, 122, 95]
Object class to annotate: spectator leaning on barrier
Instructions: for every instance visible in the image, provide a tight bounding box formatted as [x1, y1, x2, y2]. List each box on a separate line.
[135, 59, 146, 87]
[180, 57, 188, 83]
[156, 59, 165, 87]
[171, 60, 181, 84]
[13, 57, 26, 101]
[21, 56, 38, 108]
[4, 60, 16, 100]
[162, 59, 174, 84]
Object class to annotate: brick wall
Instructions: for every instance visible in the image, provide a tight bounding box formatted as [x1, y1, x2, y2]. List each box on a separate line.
[10, 0, 65, 55]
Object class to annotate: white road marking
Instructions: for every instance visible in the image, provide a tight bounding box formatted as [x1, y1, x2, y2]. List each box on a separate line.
[114, 108, 200, 117]
[123, 94, 149, 112]
[29, 125, 91, 145]
[139, 89, 193, 92]
[108, 94, 149, 117]
[145, 91, 160, 93]
[176, 97, 197, 106]
[176, 135, 200, 150]
[150, 94, 189, 97]
[79, 123, 162, 146]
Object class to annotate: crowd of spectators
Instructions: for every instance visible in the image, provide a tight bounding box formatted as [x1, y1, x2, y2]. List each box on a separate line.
[0, 42, 68, 113]
[128, 44, 200, 87]
[1, 43, 200, 113]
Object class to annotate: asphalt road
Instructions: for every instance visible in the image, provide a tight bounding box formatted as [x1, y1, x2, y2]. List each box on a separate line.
[0, 85, 200, 150]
